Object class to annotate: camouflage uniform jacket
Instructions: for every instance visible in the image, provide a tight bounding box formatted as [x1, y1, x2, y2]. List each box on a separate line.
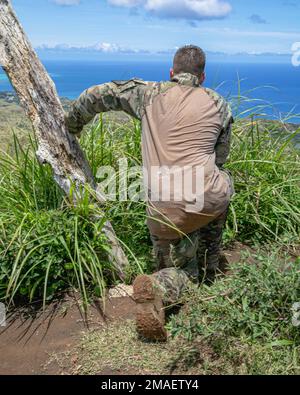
[65, 72, 233, 167]
[65, 73, 234, 238]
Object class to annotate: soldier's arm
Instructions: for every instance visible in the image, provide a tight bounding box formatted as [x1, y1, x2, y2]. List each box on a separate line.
[65, 79, 150, 135]
[204, 88, 234, 168]
[215, 120, 233, 168]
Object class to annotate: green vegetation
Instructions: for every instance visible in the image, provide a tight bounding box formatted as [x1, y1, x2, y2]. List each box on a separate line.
[0, 97, 299, 374]
[0, 136, 109, 306]
[0, 98, 31, 151]
[227, 117, 300, 244]
[0, 114, 150, 306]
[56, 249, 300, 375]
[168, 248, 300, 374]
[1, 108, 299, 305]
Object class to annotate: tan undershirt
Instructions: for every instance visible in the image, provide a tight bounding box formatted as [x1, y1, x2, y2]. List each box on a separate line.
[141, 84, 232, 240]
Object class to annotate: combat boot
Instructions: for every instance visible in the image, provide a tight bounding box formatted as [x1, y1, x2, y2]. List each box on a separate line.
[133, 275, 167, 342]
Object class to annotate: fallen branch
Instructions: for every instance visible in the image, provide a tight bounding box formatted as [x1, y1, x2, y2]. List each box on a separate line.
[0, 0, 129, 280]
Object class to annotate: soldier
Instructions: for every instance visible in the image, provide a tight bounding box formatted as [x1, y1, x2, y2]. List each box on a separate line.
[65, 45, 234, 342]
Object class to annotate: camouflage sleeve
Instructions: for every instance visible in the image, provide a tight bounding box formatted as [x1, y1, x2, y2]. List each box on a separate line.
[215, 121, 233, 167]
[204, 88, 234, 167]
[65, 79, 150, 134]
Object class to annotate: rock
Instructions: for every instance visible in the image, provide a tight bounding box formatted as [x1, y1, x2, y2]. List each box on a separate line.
[108, 284, 133, 298]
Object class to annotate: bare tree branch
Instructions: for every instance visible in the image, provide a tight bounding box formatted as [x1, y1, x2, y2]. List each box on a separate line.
[0, 0, 129, 280]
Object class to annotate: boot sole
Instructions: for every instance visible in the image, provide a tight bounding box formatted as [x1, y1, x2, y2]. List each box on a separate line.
[133, 275, 167, 342]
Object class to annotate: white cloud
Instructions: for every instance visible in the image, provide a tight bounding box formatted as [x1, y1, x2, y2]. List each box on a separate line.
[108, 0, 142, 6]
[53, 0, 232, 20]
[108, 0, 232, 20]
[94, 42, 124, 52]
[36, 42, 293, 56]
[37, 42, 149, 54]
[53, 0, 80, 5]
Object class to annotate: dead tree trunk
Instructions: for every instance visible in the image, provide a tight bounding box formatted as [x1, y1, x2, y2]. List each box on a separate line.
[0, 0, 129, 280]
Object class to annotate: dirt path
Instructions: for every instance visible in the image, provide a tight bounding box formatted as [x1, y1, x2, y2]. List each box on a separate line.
[0, 293, 137, 375]
[0, 244, 249, 375]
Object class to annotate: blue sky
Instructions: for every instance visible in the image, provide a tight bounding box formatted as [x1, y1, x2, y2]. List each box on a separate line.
[12, 0, 300, 57]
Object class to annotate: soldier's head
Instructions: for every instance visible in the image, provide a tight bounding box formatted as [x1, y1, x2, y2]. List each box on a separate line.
[171, 45, 206, 85]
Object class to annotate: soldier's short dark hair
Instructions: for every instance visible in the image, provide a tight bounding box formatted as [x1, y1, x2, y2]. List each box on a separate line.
[173, 45, 206, 76]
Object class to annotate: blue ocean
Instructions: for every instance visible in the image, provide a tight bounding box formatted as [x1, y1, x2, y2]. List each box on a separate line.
[1, 60, 300, 123]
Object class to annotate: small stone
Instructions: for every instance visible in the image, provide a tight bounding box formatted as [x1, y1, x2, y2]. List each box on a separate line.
[108, 284, 133, 298]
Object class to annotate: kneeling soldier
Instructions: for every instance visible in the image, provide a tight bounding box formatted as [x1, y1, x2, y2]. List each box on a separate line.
[65, 45, 234, 342]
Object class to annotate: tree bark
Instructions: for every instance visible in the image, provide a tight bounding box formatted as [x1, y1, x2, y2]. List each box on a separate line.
[0, 0, 129, 280]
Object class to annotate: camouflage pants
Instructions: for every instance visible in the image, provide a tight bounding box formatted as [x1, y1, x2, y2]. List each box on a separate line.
[150, 209, 228, 306]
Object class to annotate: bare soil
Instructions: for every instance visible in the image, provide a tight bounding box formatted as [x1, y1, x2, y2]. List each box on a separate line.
[0, 293, 137, 375]
[0, 243, 252, 375]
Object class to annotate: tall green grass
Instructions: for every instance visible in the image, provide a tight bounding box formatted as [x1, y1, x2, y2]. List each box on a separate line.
[0, 135, 117, 306]
[227, 117, 300, 244]
[0, 106, 299, 305]
[167, 247, 300, 374]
